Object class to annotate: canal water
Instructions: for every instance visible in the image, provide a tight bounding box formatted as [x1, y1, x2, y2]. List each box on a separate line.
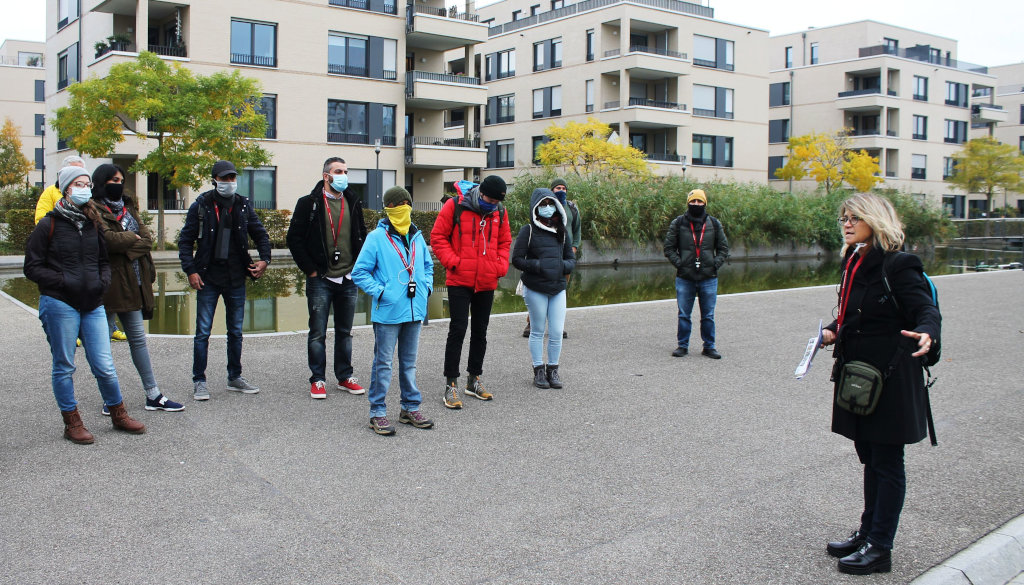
[0, 256, 966, 336]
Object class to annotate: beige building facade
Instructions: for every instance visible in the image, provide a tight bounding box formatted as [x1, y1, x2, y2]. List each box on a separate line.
[0, 40, 46, 188]
[767, 21, 999, 217]
[988, 63, 1024, 214]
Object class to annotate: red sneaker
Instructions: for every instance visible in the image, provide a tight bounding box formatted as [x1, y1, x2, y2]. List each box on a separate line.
[310, 380, 327, 399]
[337, 377, 365, 395]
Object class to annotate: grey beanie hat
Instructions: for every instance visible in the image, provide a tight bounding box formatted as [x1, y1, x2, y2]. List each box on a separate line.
[58, 166, 91, 194]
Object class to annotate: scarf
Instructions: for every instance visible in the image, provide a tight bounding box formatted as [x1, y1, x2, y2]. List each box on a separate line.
[214, 201, 234, 261]
[53, 198, 89, 232]
[104, 198, 143, 286]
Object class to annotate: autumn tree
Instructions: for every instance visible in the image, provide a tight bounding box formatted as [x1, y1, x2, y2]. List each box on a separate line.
[537, 117, 651, 178]
[0, 118, 34, 188]
[775, 129, 883, 193]
[946, 136, 1024, 211]
[52, 52, 271, 248]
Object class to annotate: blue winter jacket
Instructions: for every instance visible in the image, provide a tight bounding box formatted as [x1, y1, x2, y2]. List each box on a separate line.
[352, 218, 433, 324]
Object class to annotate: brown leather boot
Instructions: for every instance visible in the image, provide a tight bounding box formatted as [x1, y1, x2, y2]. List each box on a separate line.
[61, 408, 95, 444]
[107, 402, 146, 434]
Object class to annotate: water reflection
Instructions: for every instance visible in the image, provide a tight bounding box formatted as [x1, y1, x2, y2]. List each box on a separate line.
[0, 256, 964, 336]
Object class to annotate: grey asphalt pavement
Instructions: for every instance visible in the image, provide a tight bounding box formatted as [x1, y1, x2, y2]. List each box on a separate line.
[1, 269, 1021, 584]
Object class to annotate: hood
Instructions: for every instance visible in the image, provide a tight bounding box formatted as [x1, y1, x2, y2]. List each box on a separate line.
[459, 184, 485, 215]
[529, 188, 567, 231]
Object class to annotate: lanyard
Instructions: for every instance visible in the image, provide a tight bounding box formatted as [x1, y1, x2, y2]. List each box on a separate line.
[690, 219, 707, 259]
[837, 253, 866, 330]
[104, 204, 126, 223]
[323, 190, 344, 249]
[386, 232, 416, 277]
[214, 202, 232, 224]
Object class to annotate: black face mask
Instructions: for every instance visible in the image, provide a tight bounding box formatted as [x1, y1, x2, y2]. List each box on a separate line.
[688, 203, 706, 219]
[103, 183, 124, 201]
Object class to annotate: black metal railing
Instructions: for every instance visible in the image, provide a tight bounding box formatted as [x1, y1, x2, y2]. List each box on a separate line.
[837, 88, 884, 98]
[858, 44, 988, 73]
[409, 4, 481, 22]
[383, 69, 397, 80]
[604, 49, 620, 58]
[149, 44, 187, 58]
[604, 100, 620, 109]
[327, 132, 369, 144]
[911, 169, 926, 180]
[147, 197, 185, 211]
[628, 45, 686, 59]
[887, 130, 897, 137]
[265, 127, 276, 139]
[945, 98, 968, 107]
[913, 93, 927, 101]
[886, 171, 897, 178]
[444, 119, 465, 128]
[406, 70, 482, 85]
[231, 53, 277, 67]
[944, 137, 963, 144]
[850, 129, 881, 136]
[629, 97, 685, 110]
[405, 136, 481, 149]
[973, 103, 1004, 112]
[330, 0, 397, 15]
[329, 63, 368, 77]
[693, 58, 733, 71]
[646, 152, 681, 162]
[488, 0, 712, 36]
[913, 133, 927, 140]
[495, 114, 514, 124]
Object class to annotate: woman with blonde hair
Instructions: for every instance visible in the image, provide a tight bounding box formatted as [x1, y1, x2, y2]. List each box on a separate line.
[819, 193, 940, 575]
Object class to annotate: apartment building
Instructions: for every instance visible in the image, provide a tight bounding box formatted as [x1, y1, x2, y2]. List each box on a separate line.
[767, 21, 999, 217]
[0, 40, 46, 187]
[43, 0, 488, 238]
[460, 0, 768, 184]
[988, 62, 1024, 214]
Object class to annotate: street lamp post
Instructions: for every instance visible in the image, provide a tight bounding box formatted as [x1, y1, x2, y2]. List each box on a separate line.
[680, 154, 688, 180]
[374, 139, 382, 209]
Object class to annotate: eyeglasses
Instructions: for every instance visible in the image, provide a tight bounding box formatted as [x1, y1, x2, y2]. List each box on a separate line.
[837, 215, 862, 226]
[70, 181, 93, 189]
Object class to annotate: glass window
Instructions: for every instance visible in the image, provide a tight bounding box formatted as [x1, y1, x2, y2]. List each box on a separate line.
[913, 76, 928, 100]
[382, 105, 396, 144]
[231, 20, 277, 67]
[692, 134, 713, 165]
[585, 79, 594, 112]
[551, 86, 562, 116]
[238, 168, 276, 210]
[911, 154, 926, 179]
[943, 157, 956, 179]
[693, 35, 715, 64]
[328, 33, 368, 76]
[496, 139, 514, 168]
[534, 42, 545, 71]
[913, 115, 927, 140]
[586, 30, 594, 61]
[259, 95, 276, 139]
[58, 0, 79, 28]
[35, 114, 45, 136]
[533, 89, 544, 118]
[552, 39, 562, 67]
[724, 40, 734, 69]
[784, 46, 792, 68]
[810, 42, 819, 64]
[883, 38, 898, 54]
[693, 85, 715, 115]
[532, 135, 546, 164]
[497, 94, 515, 123]
[56, 44, 78, 90]
[327, 100, 368, 143]
[35, 79, 45, 102]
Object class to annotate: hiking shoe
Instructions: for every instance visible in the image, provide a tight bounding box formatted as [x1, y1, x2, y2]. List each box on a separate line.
[465, 375, 493, 401]
[399, 409, 434, 429]
[145, 394, 185, 412]
[337, 377, 365, 395]
[111, 330, 128, 342]
[310, 380, 327, 399]
[227, 377, 260, 394]
[369, 416, 396, 436]
[193, 380, 210, 401]
[443, 379, 463, 409]
[672, 347, 688, 357]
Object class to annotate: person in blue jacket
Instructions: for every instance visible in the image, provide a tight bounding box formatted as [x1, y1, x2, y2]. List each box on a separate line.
[351, 186, 434, 436]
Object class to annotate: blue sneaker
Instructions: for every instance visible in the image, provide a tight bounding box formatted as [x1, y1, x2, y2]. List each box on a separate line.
[145, 394, 185, 412]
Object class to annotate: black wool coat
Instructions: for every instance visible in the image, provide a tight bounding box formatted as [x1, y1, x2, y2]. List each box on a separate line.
[24, 212, 111, 312]
[824, 247, 941, 445]
[286, 181, 366, 276]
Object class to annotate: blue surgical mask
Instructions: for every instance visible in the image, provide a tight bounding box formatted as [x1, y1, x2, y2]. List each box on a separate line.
[215, 181, 237, 197]
[329, 174, 348, 193]
[537, 204, 556, 218]
[70, 188, 92, 206]
[478, 199, 497, 214]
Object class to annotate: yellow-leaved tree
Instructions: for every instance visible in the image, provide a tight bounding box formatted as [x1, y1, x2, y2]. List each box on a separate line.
[536, 118, 651, 178]
[776, 129, 883, 193]
[0, 118, 34, 188]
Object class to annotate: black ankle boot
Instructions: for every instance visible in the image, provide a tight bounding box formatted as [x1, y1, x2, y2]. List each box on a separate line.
[838, 542, 892, 575]
[533, 365, 550, 389]
[827, 530, 865, 558]
[546, 365, 562, 389]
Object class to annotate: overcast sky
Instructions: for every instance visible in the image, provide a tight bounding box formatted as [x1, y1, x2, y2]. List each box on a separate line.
[2, 0, 1020, 66]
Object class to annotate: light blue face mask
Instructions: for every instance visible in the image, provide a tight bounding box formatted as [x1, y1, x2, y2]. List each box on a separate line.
[329, 174, 349, 193]
[69, 187, 92, 206]
[537, 204, 556, 218]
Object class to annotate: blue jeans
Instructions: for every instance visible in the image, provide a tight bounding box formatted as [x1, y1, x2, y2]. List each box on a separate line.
[855, 441, 907, 550]
[306, 276, 357, 383]
[38, 295, 123, 412]
[524, 287, 566, 367]
[193, 282, 246, 382]
[113, 310, 159, 395]
[675, 277, 717, 350]
[368, 321, 422, 418]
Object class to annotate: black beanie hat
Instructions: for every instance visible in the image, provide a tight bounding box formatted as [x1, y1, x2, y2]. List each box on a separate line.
[479, 175, 506, 200]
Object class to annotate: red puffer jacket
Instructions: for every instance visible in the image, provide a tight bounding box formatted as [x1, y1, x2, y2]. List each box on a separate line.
[430, 196, 511, 291]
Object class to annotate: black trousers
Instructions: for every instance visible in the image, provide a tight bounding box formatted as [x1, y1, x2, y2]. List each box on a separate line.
[855, 440, 907, 550]
[444, 287, 494, 378]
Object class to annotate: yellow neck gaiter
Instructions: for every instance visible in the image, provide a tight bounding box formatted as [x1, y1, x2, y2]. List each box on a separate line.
[384, 204, 412, 235]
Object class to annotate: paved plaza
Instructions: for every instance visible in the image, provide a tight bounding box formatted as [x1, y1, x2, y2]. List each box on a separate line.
[1, 268, 1021, 584]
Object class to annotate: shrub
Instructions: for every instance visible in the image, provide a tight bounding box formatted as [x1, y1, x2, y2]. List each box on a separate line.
[3, 209, 36, 252]
[253, 208, 292, 248]
[0, 185, 41, 212]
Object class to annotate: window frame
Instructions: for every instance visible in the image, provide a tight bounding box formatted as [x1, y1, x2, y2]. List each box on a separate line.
[327, 32, 369, 77]
[327, 99, 369, 144]
[230, 19, 278, 68]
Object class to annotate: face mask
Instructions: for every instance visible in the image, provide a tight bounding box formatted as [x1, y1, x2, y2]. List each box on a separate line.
[215, 181, 237, 197]
[537, 205, 556, 219]
[688, 203, 706, 218]
[478, 199, 497, 214]
[70, 188, 92, 206]
[554, 191, 567, 206]
[384, 204, 412, 236]
[104, 183, 124, 201]
[328, 174, 348, 193]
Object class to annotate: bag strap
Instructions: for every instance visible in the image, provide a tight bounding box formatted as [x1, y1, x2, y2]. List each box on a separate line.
[924, 366, 938, 446]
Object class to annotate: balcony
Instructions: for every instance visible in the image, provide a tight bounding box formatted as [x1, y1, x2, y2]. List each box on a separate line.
[404, 136, 486, 169]
[329, 0, 398, 16]
[972, 103, 1008, 123]
[406, 5, 487, 51]
[231, 54, 276, 67]
[603, 45, 690, 79]
[858, 44, 988, 74]
[848, 131, 898, 149]
[835, 89, 899, 112]
[646, 152, 682, 163]
[405, 71, 487, 110]
[615, 98, 690, 129]
[488, 0, 713, 36]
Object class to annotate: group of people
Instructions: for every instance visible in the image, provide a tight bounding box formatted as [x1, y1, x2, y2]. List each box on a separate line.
[25, 156, 939, 575]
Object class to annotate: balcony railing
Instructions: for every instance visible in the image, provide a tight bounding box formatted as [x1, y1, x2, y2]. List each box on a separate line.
[913, 133, 927, 140]
[444, 119, 465, 128]
[406, 70, 482, 86]
[330, 0, 397, 15]
[408, 4, 480, 22]
[913, 94, 927, 101]
[604, 100, 620, 109]
[404, 136, 481, 152]
[945, 98, 968, 107]
[887, 130, 897, 137]
[973, 103, 1005, 112]
[327, 132, 370, 144]
[646, 152, 681, 162]
[858, 44, 988, 73]
[148, 44, 187, 58]
[329, 63, 368, 77]
[628, 45, 687, 59]
[886, 171, 897, 178]
[231, 53, 277, 67]
[489, 0, 713, 36]
[629, 97, 686, 110]
[693, 107, 730, 118]
[837, 88, 895, 98]
[495, 114, 514, 124]
[944, 137, 963, 144]
[0, 56, 45, 67]
[849, 129, 881, 136]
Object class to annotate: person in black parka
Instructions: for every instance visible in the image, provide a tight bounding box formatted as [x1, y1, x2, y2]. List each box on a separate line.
[820, 193, 941, 576]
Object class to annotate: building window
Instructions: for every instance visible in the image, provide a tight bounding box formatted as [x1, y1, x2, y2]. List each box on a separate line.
[784, 46, 792, 68]
[498, 94, 514, 123]
[530, 4, 540, 16]
[533, 38, 562, 72]
[944, 119, 967, 144]
[551, 0, 563, 9]
[532, 86, 561, 119]
[913, 76, 928, 101]
[58, 0, 79, 29]
[532, 135, 550, 164]
[586, 30, 595, 62]
[259, 95, 276, 139]
[56, 44, 78, 91]
[912, 115, 927, 140]
[693, 85, 734, 119]
[694, 35, 735, 71]
[809, 42, 819, 64]
[768, 155, 786, 180]
[769, 119, 790, 143]
[382, 105, 396, 145]
[692, 134, 733, 167]
[1019, 105, 1023, 124]
[328, 33, 367, 76]
[769, 82, 790, 107]
[446, 109, 465, 128]
[34, 80, 45, 102]
[945, 82, 968, 107]
[585, 79, 594, 113]
[911, 154, 926, 180]
[35, 147, 44, 170]
[486, 49, 515, 81]
[511, 10, 521, 20]
[231, 19, 277, 67]
[327, 100, 368, 143]
[883, 37, 898, 54]
[238, 168, 276, 210]
[495, 139, 514, 168]
[34, 113, 44, 137]
[943, 157, 956, 179]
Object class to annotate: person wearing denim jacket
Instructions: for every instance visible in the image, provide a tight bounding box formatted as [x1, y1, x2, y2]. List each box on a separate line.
[351, 186, 434, 436]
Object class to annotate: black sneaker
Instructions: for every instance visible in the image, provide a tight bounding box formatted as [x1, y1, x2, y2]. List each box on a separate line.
[672, 347, 688, 357]
[702, 348, 722, 359]
[399, 409, 434, 429]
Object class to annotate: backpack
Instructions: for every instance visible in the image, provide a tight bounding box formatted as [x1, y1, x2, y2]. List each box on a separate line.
[449, 181, 505, 240]
[880, 252, 941, 367]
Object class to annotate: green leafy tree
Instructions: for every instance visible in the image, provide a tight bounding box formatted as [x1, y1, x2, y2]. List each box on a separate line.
[775, 129, 882, 193]
[52, 52, 271, 248]
[537, 117, 651, 178]
[0, 118, 34, 188]
[946, 137, 1024, 212]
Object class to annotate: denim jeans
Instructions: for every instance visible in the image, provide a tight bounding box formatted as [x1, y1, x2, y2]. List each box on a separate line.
[675, 277, 717, 350]
[855, 441, 907, 550]
[113, 309, 159, 396]
[444, 286, 494, 378]
[368, 321, 422, 418]
[306, 276, 357, 383]
[523, 287, 566, 367]
[38, 295, 123, 412]
[193, 282, 246, 382]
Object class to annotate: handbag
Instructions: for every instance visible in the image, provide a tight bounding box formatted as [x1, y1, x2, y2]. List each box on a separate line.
[836, 361, 885, 415]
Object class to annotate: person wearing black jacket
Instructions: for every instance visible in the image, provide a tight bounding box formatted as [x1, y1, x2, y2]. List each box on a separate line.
[663, 189, 730, 359]
[178, 160, 272, 401]
[820, 193, 941, 575]
[24, 165, 146, 444]
[511, 188, 576, 389]
[286, 157, 368, 399]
